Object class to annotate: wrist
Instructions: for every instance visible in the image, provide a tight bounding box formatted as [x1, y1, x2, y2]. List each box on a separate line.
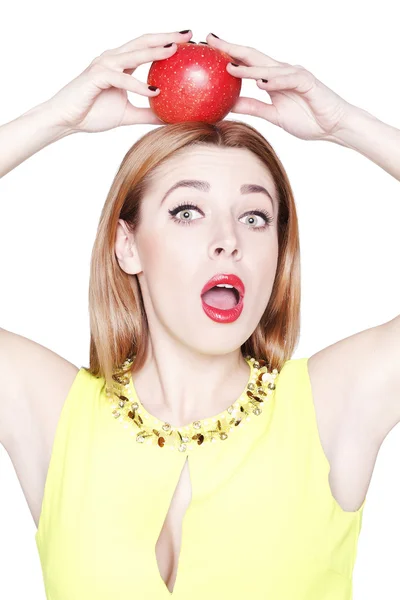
[325, 103, 379, 149]
[21, 100, 77, 141]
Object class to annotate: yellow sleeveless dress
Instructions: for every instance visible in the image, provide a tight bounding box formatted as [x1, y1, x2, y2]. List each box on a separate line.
[35, 356, 366, 599]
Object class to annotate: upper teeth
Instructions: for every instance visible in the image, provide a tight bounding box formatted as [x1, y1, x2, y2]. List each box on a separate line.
[216, 284, 234, 288]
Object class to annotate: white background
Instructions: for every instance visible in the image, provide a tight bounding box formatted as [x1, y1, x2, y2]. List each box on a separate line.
[0, 1, 399, 598]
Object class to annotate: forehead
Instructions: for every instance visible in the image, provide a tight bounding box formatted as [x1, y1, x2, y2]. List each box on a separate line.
[147, 146, 277, 199]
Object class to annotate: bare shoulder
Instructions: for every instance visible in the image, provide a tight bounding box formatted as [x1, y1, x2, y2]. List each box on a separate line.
[0, 327, 79, 453]
[308, 316, 400, 447]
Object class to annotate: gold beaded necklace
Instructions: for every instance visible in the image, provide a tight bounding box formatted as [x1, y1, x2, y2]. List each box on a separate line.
[106, 355, 279, 452]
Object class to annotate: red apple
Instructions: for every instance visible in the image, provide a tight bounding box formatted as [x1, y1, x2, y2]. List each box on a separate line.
[147, 42, 242, 124]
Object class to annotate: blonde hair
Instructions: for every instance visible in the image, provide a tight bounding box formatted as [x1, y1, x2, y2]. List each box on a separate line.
[86, 120, 300, 393]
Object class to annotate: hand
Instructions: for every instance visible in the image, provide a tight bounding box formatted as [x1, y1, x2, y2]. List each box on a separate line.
[205, 33, 354, 141]
[46, 30, 193, 133]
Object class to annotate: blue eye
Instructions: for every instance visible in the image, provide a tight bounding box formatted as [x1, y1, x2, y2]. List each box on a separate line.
[168, 202, 273, 230]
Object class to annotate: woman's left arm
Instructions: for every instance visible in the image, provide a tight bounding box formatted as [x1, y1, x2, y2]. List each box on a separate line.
[205, 33, 400, 182]
[328, 105, 400, 182]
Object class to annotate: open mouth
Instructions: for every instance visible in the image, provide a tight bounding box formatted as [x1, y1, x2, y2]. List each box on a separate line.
[201, 284, 241, 309]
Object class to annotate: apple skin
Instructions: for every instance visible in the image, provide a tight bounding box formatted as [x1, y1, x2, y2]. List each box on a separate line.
[147, 42, 242, 124]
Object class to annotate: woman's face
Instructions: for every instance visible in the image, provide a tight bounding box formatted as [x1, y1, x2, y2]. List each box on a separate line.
[116, 145, 280, 355]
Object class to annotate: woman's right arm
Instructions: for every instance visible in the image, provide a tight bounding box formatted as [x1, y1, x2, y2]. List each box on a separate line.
[0, 30, 193, 180]
[0, 101, 73, 179]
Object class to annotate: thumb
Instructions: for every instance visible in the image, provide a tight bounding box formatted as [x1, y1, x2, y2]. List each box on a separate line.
[120, 101, 165, 126]
[230, 96, 279, 126]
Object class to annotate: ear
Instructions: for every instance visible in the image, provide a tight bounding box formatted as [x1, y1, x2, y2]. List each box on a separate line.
[115, 219, 143, 275]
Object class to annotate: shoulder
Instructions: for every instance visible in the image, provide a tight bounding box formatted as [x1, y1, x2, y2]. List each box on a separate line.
[0, 327, 80, 452]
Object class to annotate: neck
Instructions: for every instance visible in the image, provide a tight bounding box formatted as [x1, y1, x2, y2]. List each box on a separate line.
[132, 342, 251, 428]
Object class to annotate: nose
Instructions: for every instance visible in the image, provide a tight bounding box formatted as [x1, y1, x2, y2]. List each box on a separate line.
[208, 222, 242, 259]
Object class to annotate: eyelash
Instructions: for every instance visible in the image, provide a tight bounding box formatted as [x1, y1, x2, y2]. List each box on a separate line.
[168, 202, 274, 231]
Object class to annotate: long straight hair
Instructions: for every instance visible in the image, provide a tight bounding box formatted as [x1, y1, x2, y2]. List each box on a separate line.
[86, 120, 300, 393]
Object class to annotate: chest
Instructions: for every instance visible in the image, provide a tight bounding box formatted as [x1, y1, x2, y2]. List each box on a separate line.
[154, 456, 192, 593]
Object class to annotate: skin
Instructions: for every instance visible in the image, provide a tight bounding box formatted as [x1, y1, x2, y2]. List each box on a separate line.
[115, 145, 280, 427]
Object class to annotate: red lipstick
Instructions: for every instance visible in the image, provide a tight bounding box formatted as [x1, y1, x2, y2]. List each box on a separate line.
[200, 273, 245, 324]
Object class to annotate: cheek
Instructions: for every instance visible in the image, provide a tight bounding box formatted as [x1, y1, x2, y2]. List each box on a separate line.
[253, 237, 279, 293]
[140, 230, 198, 276]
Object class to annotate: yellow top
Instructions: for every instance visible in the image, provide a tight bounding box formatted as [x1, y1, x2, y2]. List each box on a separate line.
[35, 356, 366, 599]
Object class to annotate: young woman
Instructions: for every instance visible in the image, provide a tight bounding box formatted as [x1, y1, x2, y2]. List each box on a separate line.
[0, 29, 399, 599]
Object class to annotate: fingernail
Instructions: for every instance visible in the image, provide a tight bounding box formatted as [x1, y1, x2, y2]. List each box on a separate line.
[179, 30, 190, 34]
[262, 79, 268, 83]
[210, 33, 219, 39]
[164, 43, 173, 48]
[199, 41, 208, 45]
[148, 85, 159, 91]
[188, 41, 196, 44]
[231, 63, 239, 67]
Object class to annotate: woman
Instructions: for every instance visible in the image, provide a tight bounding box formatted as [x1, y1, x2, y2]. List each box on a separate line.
[0, 29, 399, 599]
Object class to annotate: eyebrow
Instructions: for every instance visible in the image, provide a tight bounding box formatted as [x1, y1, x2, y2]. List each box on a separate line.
[160, 179, 276, 209]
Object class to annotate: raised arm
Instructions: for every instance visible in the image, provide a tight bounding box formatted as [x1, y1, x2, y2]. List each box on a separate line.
[205, 33, 400, 182]
[326, 105, 400, 182]
[0, 102, 73, 179]
[0, 30, 194, 180]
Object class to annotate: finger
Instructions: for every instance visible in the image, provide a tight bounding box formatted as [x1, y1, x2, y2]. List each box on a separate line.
[229, 96, 279, 126]
[205, 33, 282, 67]
[105, 30, 193, 54]
[257, 72, 314, 93]
[226, 63, 298, 81]
[120, 103, 166, 126]
[90, 64, 160, 98]
[100, 43, 178, 74]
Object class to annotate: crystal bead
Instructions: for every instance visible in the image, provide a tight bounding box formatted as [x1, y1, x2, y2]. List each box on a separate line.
[162, 423, 171, 432]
